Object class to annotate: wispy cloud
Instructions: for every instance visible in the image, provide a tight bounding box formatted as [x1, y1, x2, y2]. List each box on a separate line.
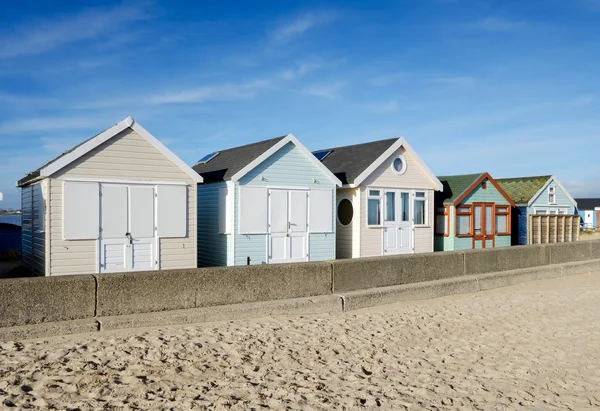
[149, 80, 272, 105]
[271, 11, 338, 44]
[281, 63, 321, 80]
[429, 76, 477, 87]
[302, 81, 346, 99]
[0, 3, 152, 58]
[0, 117, 101, 135]
[568, 95, 595, 107]
[369, 72, 405, 87]
[467, 17, 528, 31]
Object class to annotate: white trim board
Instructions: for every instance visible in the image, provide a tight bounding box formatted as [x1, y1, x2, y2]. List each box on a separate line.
[60, 177, 189, 186]
[38, 117, 203, 184]
[230, 134, 342, 187]
[352, 137, 444, 191]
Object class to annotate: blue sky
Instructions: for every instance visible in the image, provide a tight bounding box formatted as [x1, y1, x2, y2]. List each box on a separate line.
[1, 0, 599, 208]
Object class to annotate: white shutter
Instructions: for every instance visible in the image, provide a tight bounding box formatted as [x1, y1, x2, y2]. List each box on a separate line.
[239, 186, 268, 234]
[157, 185, 187, 238]
[309, 189, 333, 233]
[218, 187, 232, 234]
[100, 185, 128, 239]
[64, 181, 100, 240]
[130, 186, 155, 238]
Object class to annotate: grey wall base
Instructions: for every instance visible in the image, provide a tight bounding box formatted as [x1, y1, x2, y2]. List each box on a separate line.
[1, 258, 598, 341]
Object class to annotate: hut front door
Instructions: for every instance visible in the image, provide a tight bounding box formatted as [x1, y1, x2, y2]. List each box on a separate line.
[383, 190, 413, 255]
[268, 189, 309, 264]
[99, 184, 158, 273]
[472, 203, 494, 249]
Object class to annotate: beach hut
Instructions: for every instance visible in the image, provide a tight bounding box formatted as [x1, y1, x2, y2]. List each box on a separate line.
[17, 117, 202, 276]
[497, 175, 578, 244]
[193, 134, 342, 267]
[575, 198, 600, 231]
[314, 138, 443, 258]
[434, 173, 515, 251]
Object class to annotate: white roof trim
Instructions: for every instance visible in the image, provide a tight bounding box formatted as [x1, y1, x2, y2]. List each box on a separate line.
[230, 134, 342, 187]
[352, 137, 443, 191]
[39, 116, 203, 183]
[528, 175, 577, 208]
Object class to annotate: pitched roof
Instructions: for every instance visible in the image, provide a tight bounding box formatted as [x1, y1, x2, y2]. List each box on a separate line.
[575, 198, 600, 210]
[436, 173, 485, 204]
[191, 136, 286, 182]
[17, 117, 202, 187]
[495, 175, 552, 205]
[314, 138, 399, 185]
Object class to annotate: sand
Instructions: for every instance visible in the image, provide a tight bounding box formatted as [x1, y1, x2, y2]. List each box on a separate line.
[1, 272, 599, 410]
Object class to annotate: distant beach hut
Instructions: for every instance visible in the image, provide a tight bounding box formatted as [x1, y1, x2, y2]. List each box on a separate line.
[434, 173, 515, 251]
[17, 117, 202, 276]
[575, 198, 600, 231]
[193, 134, 342, 266]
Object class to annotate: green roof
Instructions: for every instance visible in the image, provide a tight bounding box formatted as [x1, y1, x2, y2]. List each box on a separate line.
[435, 173, 485, 204]
[496, 175, 551, 205]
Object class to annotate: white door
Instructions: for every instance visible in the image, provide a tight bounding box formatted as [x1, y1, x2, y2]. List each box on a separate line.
[268, 189, 309, 263]
[383, 190, 413, 255]
[99, 184, 157, 273]
[585, 211, 593, 228]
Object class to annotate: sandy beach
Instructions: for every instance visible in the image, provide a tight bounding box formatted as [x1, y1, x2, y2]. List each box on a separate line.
[1, 272, 599, 410]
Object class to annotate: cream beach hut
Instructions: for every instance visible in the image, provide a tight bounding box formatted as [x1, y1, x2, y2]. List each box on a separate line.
[17, 117, 202, 276]
[314, 137, 443, 258]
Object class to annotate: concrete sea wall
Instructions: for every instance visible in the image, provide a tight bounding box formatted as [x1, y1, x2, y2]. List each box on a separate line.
[1, 241, 599, 340]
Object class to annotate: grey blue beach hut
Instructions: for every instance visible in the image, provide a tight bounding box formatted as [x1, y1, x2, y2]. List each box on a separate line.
[194, 134, 342, 267]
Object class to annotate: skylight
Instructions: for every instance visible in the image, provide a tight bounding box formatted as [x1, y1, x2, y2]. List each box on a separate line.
[313, 149, 332, 161]
[196, 152, 219, 164]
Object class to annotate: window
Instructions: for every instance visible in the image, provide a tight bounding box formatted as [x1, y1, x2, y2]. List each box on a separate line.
[384, 192, 396, 221]
[495, 205, 510, 235]
[367, 190, 381, 226]
[456, 206, 472, 236]
[313, 149, 332, 161]
[337, 198, 354, 226]
[435, 206, 449, 236]
[400, 192, 410, 222]
[536, 209, 547, 214]
[548, 186, 556, 204]
[391, 155, 407, 175]
[196, 152, 219, 164]
[414, 191, 426, 225]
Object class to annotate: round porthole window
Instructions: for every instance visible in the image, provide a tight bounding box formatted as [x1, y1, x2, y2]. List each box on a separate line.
[337, 198, 354, 226]
[392, 155, 407, 175]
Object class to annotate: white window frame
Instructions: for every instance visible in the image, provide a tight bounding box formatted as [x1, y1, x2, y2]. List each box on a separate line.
[413, 191, 427, 226]
[548, 186, 556, 204]
[391, 155, 408, 175]
[367, 189, 382, 227]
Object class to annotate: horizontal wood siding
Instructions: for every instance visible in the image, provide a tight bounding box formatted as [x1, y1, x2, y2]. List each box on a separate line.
[528, 178, 576, 215]
[461, 179, 511, 206]
[360, 147, 438, 189]
[197, 181, 230, 267]
[236, 142, 337, 264]
[335, 188, 355, 259]
[21, 186, 33, 271]
[49, 128, 196, 275]
[360, 186, 383, 257]
[309, 233, 335, 261]
[414, 189, 434, 253]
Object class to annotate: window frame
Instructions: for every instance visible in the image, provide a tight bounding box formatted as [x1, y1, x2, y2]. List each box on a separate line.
[391, 155, 408, 175]
[435, 206, 450, 236]
[413, 191, 427, 226]
[367, 189, 382, 227]
[548, 186, 556, 204]
[455, 205, 473, 237]
[494, 205, 511, 235]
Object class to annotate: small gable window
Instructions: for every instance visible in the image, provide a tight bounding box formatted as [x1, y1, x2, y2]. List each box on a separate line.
[548, 186, 556, 204]
[391, 155, 407, 175]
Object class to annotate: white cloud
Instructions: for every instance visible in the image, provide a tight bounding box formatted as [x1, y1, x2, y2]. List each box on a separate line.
[429, 76, 477, 87]
[369, 72, 405, 87]
[302, 81, 346, 99]
[0, 3, 151, 58]
[281, 63, 321, 80]
[271, 12, 338, 44]
[149, 80, 272, 105]
[467, 17, 528, 31]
